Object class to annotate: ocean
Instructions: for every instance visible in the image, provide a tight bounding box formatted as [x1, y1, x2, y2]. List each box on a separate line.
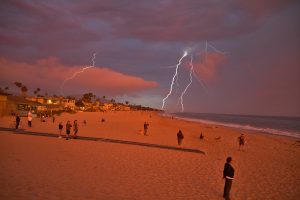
[170, 112, 300, 139]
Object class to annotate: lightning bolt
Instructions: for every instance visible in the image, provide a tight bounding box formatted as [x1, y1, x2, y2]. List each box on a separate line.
[161, 51, 188, 110]
[60, 53, 96, 95]
[179, 54, 194, 112]
[161, 41, 226, 112]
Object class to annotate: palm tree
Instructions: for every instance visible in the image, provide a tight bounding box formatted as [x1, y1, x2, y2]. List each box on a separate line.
[125, 101, 129, 105]
[14, 82, 22, 88]
[14, 82, 26, 96]
[21, 86, 28, 97]
[33, 88, 41, 96]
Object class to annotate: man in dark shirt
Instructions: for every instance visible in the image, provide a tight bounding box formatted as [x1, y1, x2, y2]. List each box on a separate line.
[15, 115, 20, 129]
[223, 156, 234, 200]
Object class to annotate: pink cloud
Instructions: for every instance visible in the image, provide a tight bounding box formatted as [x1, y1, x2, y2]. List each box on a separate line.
[0, 57, 158, 96]
[192, 52, 227, 82]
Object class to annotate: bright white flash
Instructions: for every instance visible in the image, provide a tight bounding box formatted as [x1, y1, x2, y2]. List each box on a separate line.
[60, 53, 96, 94]
[161, 41, 225, 112]
[161, 51, 188, 110]
[179, 55, 194, 112]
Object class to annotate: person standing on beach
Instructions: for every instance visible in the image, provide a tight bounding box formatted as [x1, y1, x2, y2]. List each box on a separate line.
[144, 122, 149, 136]
[15, 115, 21, 129]
[52, 116, 55, 123]
[238, 134, 245, 151]
[66, 121, 72, 140]
[177, 130, 184, 147]
[73, 120, 78, 139]
[27, 111, 32, 127]
[223, 156, 235, 200]
[58, 122, 63, 138]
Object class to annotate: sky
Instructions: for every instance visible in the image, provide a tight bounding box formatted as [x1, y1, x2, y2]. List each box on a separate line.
[0, 0, 299, 116]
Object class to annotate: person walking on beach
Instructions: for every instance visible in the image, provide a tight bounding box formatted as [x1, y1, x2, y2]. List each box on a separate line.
[200, 132, 204, 140]
[73, 120, 78, 139]
[15, 115, 21, 129]
[177, 130, 184, 147]
[58, 122, 63, 138]
[66, 121, 72, 140]
[27, 111, 32, 127]
[238, 134, 245, 151]
[223, 156, 235, 200]
[144, 122, 149, 136]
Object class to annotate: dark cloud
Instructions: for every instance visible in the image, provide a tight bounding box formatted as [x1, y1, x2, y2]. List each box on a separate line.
[0, 0, 299, 115]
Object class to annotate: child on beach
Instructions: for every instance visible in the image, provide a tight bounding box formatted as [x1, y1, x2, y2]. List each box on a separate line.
[58, 122, 63, 138]
[73, 120, 78, 139]
[238, 134, 245, 151]
[66, 121, 72, 140]
[177, 130, 184, 147]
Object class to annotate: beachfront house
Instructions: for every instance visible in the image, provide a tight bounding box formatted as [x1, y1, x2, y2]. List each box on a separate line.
[0, 95, 42, 117]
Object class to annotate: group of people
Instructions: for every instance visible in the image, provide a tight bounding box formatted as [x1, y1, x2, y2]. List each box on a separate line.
[14, 111, 242, 199]
[14, 111, 33, 130]
[58, 120, 79, 140]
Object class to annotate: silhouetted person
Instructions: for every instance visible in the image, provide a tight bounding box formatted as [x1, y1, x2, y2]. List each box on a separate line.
[73, 120, 78, 139]
[52, 116, 55, 123]
[200, 132, 204, 140]
[58, 122, 63, 138]
[15, 115, 20, 129]
[223, 156, 235, 200]
[144, 122, 149, 136]
[27, 111, 32, 127]
[238, 134, 245, 151]
[177, 130, 184, 147]
[66, 121, 72, 140]
[83, 120, 87, 126]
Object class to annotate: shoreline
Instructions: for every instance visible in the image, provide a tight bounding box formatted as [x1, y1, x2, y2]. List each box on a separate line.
[162, 112, 300, 140]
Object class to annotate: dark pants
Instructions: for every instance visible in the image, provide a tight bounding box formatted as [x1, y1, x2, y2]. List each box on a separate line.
[28, 121, 32, 127]
[223, 178, 232, 200]
[66, 130, 70, 140]
[16, 122, 20, 129]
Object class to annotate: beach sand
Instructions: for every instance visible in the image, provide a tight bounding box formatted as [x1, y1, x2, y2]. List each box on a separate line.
[0, 111, 299, 199]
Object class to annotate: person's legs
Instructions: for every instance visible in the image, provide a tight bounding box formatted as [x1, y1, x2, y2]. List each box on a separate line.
[223, 179, 232, 199]
[178, 139, 182, 147]
[66, 130, 70, 140]
[74, 130, 78, 139]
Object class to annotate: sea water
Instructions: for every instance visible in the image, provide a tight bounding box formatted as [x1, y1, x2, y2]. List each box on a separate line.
[169, 113, 300, 139]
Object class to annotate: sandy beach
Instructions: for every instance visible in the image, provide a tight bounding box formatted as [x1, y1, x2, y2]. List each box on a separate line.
[0, 111, 299, 200]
